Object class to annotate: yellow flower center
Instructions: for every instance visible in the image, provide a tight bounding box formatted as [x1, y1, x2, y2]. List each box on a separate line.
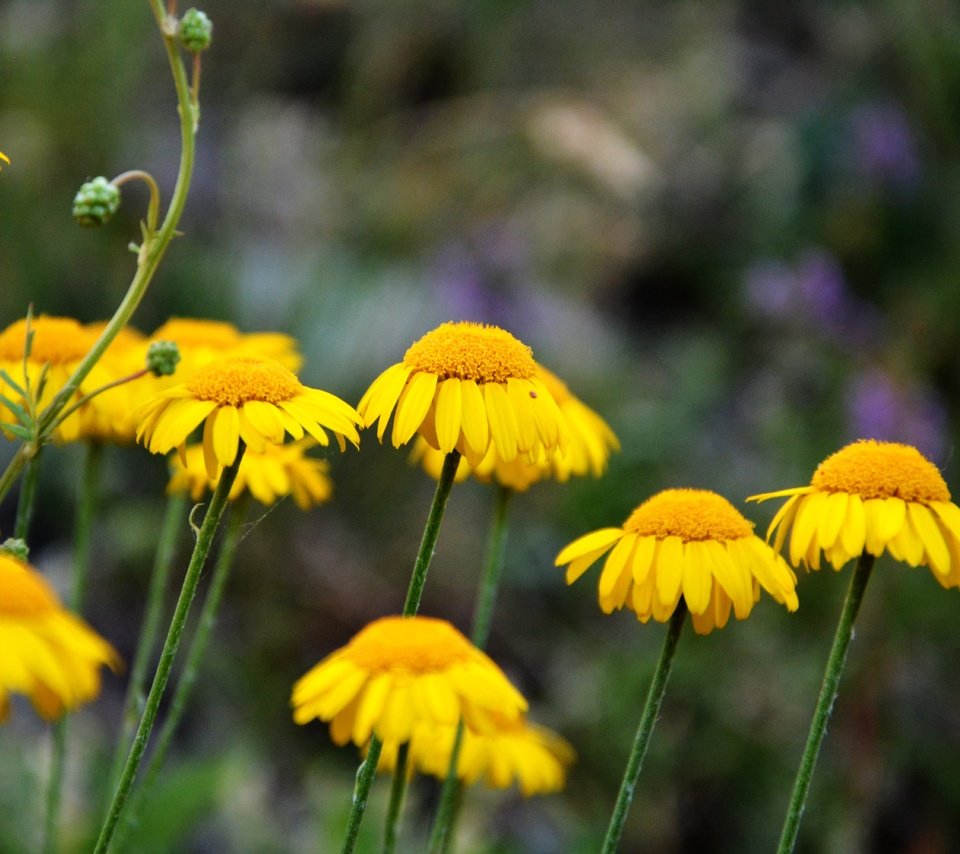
[186, 356, 303, 406]
[346, 616, 473, 673]
[0, 316, 94, 364]
[151, 318, 243, 350]
[623, 488, 754, 542]
[811, 439, 950, 502]
[0, 558, 58, 617]
[403, 322, 536, 384]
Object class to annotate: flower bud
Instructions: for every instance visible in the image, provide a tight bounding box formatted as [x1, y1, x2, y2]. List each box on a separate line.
[178, 8, 213, 53]
[146, 340, 181, 377]
[72, 177, 121, 227]
[1, 538, 29, 562]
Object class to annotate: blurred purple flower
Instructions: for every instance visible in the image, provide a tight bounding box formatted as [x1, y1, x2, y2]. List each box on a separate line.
[849, 102, 921, 191]
[846, 369, 948, 463]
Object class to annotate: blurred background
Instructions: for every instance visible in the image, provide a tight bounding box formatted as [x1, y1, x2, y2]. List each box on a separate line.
[3, 0, 960, 851]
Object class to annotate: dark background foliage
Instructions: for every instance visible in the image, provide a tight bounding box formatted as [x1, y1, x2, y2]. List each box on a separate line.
[2, 0, 960, 851]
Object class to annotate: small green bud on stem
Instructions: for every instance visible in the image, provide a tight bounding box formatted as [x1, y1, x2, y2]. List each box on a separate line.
[146, 341, 181, 377]
[178, 9, 213, 53]
[72, 177, 121, 227]
[1, 537, 29, 562]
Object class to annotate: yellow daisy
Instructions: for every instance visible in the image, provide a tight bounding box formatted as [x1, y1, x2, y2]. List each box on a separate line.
[167, 439, 333, 509]
[556, 488, 799, 634]
[0, 315, 119, 443]
[749, 439, 960, 586]
[291, 615, 528, 746]
[357, 322, 568, 466]
[410, 362, 619, 491]
[134, 355, 361, 478]
[0, 552, 119, 720]
[379, 718, 575, 796]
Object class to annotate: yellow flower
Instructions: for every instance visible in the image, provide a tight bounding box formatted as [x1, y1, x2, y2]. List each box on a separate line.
[749, 439, 960, 586]
[0, 152, 9, 168]
[378, 718, 575, 796]
[556, 488, 799, 634]
[167, 439, 333, 509]
[0, 553, 118, 721]
[0, 315, 118, 442]
[410, 363, 619, 491]
[134, 355, 361, 478]
[291, 615, 528, 746]
[357, 322, 568, 465]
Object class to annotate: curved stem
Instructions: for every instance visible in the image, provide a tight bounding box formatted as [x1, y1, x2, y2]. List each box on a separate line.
[428, 485, 514, 853]
[111, 170, 161, 233]
[776, 552, 876, 854]
[42, 441, 103, 854]
[107, 490, 188, 796]
[382, 743, 409, 854]
[93, 447, 244, 854]
[601, 602, 687, 854]
[120, 497, 249, 836]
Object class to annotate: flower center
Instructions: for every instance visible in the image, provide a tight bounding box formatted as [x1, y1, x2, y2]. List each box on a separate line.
[403, 322, 536, 384]
[346, 616, 473, 673]
[812, 439, 950, 502]
[186, 356, 303, 406]
[623, 488, 754, 542]
[151, 318, 243, 350]
[0, 316, 94, 364]
[0, 558, 58, 617]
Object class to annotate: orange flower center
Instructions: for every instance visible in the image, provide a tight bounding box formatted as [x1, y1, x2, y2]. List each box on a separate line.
[151, 318, 243, 350]
[186, 356, 303, 406]
[623, 488, 754, 542]
[0, 558, 58, 617]
[0, 316, 94, 364]
[345, 616, 473, 673]
[403, 322, 536, 384]
[811, 439, 950, 502]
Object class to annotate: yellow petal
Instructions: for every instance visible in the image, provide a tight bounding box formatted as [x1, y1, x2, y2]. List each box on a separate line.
[212, 405, 241, 468]
[817, 491, 848, 550]
[908, 503, 950, 577]
[655, 536, 683, 607]
[681, 541, 712, 615]
[484, 382, 519, 461]
[459, 379, 489, 456]
[555, 528, 623, 566]
[434, 378, 463, 454]
[876, 496, 907, 541]
[392, 372, 438, 447]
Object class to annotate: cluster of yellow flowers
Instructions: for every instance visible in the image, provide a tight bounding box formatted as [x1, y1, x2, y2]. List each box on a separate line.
[3, 313, 960, 824]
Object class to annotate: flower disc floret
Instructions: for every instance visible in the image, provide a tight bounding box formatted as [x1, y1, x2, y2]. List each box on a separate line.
[0, 554, 118, 720]
[291, 615, 528, 746]
[358, 322, 568, 465]
[134, 355, 361, 478]
[750, 439, 960, 585]
[556, 488, 798, 634]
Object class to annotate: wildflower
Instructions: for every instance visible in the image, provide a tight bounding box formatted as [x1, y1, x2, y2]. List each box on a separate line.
[0, 552, 118, 720]
[357, 322, 567, 465]
[167, 439, 333, 509]
[0, 315, 117, 442]
[292, 615, 528, 746]
[134, 355, 360, 478]
[556, 488, 798, 634]
[379, 718, 575, 796]
[749, 439, 960, 585]
[411, 363, 618, 490]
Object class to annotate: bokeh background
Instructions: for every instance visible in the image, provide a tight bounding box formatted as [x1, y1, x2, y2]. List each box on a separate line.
[3, 0, 960, 851]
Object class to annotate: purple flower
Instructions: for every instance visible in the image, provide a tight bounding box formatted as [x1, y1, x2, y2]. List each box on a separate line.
[849, 102, 921, 191]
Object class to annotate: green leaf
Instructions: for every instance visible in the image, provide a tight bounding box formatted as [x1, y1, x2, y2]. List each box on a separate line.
[0, 369, 27, 398]
[0, 394, 30, 426]
[1, 422, 33, 441]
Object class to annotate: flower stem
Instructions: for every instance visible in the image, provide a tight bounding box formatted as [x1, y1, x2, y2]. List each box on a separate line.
[119, 497, 249, 838]
[13, 445, 41, 541]
[107, 490, 187, 795]
[93, 447, 244, 854]
[601, 602, 687, 854]
[340, 450, 461, 854]
[402, 450, 460, 616]
[776, 552, 876, 854]
[42, 441, 103, 854]
[382, 743, 410, 854]
[428, 485, 514, 854]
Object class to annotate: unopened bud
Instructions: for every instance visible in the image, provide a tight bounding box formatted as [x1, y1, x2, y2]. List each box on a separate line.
[147, 340, 181, 377]
[72, 177, 121, 227]
[178, 8, 213, 53]
[1, 538, 29, 562]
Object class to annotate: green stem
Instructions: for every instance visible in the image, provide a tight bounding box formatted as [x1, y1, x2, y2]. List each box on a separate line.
[340, 450, 461, 854]
[776, 552, 876, 854]
[428, 485, 514, 854]
[93, 447, 244, 854]
[601, 602, 687, 854]
[12, 446, 41, 541]
[41, 441, 103, 854]
[382, 743, 410, 854]
[107, 491, 188, 796]
[120, 497, 249, 837]
[401, 450, 460, 616]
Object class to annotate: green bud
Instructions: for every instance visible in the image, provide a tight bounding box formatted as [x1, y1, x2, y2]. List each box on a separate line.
[72, 176, 121, 227]
[146, 340, 181, 377]
[178, 8, 213, 53]
[1, 538, 29, 562]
